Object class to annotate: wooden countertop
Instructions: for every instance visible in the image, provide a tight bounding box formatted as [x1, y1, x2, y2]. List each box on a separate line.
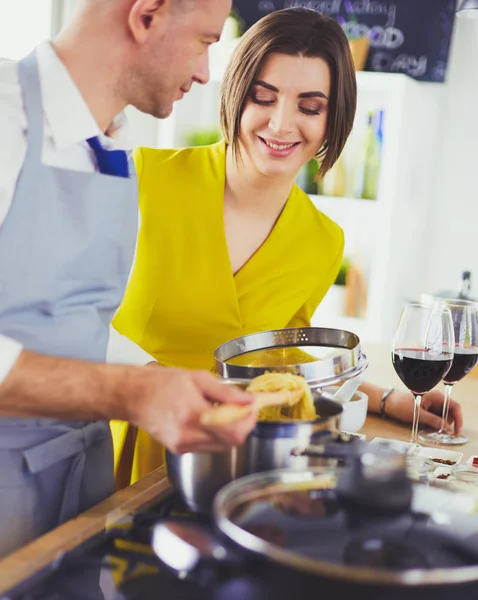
[1, 343, 478, 592]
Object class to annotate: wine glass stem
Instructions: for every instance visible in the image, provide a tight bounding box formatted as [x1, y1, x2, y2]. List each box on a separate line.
[438, 384, 454, 435]
[411, 394, 422, 444]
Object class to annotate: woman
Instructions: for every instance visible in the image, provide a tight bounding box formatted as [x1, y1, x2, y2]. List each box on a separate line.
[112, 8, 462, 484]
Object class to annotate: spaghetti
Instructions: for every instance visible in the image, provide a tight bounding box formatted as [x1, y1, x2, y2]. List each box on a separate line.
[246, 372, 317, 421]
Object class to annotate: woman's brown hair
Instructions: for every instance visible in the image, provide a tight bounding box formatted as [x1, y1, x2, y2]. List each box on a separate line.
[220, 7, 357, 177]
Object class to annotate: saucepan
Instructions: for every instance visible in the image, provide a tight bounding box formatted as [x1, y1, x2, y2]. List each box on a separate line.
[166, 381, 366, 514]
[167, 327, 368, 514]
[156, 447, 478, 600]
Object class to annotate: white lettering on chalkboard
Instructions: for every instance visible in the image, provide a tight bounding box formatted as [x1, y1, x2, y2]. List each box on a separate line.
[372, 52, 428, 77]
[349, 0, 396, 25]
[280, 0, 453, 80]
[258, 0, 277, 11]
[287, 1, 404, 50]
[287, 0, 397, 26]
[286, 0, 342, 12]
[343, 23, 404, 49]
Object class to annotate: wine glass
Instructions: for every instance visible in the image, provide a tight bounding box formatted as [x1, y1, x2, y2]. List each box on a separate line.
[391, 302, 454, 449]
[419, 299, 478, 446]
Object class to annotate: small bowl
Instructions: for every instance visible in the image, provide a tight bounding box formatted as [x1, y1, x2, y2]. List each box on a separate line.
[452, 464, 478, 484]
[322, 385, 368, 433]
[432, 466, 453, 487]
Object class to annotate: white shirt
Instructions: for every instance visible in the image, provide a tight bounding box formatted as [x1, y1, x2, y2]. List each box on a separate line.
[0, 41, 153, 383]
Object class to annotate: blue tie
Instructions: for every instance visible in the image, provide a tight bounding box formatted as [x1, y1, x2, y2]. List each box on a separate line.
[86, 136, 129, 178]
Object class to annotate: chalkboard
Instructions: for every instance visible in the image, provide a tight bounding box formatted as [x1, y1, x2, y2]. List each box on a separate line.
[232, 0, 456, 82]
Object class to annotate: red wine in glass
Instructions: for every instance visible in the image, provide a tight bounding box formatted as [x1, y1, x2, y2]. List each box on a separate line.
[392, 350, 453, 394]
[443, 348, 478, 384]
[391, 303, 454, 447]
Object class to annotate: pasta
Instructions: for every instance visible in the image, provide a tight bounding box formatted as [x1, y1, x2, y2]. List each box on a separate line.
[246, 372, 317, 421]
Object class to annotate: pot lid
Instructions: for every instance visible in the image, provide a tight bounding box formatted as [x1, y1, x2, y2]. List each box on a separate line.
[213, 446, 478, 586]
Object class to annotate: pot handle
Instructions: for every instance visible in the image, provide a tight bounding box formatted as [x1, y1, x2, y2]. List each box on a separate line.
[292, 444, 357, 460]
[291, 431, 365, 460]
[152, 518, 240, 577]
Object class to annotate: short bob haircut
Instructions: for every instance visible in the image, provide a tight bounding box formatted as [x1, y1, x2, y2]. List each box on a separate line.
[220, 7, 357, 178]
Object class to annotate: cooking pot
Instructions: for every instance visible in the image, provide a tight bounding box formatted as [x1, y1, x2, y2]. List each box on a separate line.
[155, 445, 478, 600]
[166, 385, 354, 514]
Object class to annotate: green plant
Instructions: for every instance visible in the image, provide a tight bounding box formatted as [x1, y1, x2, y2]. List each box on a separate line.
[229, 8, 245, 37]
[305, 158, 319, 194]
[185, 128, 221, 147]
[334, 258, 350, 286]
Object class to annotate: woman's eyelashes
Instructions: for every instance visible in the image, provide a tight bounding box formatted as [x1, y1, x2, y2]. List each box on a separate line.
[249, 92, 325, 116]
[250, 90, 274, 105]
[299, 102, 324, 116]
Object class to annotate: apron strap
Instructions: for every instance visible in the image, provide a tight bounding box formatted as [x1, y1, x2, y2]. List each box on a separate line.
[127, 154, 137, 179]
[17, 50, 45, 163]
[23, 421, 111, 523]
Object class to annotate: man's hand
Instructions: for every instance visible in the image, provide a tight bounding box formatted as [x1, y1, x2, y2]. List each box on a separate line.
[386, 389, 463, 435]
[127, 367, 257, 454]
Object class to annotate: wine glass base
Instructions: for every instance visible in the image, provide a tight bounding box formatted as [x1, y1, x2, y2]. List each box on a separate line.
[418, 430, 468, 446]
[406, 441, 421, 454]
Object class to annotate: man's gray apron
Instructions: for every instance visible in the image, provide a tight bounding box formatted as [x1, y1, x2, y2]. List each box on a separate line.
[0, 50, 137, 557]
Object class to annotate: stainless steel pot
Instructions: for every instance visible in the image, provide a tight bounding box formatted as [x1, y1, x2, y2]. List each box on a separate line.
[166, 387, 344, 514]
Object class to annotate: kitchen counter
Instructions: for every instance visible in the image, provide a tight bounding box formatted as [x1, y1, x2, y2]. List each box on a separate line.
[1, 343, 478, 593]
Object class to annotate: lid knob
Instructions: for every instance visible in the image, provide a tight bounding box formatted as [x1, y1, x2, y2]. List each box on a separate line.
[336, 445, 413, 517]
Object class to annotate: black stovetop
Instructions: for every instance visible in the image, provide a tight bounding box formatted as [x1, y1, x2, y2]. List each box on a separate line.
[2, 491, 269, 600]
[5, 487, 478, 600]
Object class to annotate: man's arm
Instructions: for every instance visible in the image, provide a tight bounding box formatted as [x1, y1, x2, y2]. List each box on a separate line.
[0, 349, 134, 421]
[0, 350, 256, 453]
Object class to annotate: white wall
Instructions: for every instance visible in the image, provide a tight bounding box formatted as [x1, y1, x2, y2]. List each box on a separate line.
[422, 16, 478, 298]
[0, 0, 53, 59]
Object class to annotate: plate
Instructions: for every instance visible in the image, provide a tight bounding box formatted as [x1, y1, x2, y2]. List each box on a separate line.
[368, 437, 413, 454]
[452, 464, 478, 484]
[431, 466, 453, 487]
[430, 464, 478, 496]
[414, 447, 463, 467]
[341, 431, 366, 441]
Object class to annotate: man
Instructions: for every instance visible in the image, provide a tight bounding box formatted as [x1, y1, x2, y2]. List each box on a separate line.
[0, 0, 255, 557]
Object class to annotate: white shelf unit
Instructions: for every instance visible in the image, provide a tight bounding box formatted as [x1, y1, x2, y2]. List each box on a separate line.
[130, 42, 445, 345]
[312, 73, 444, 343]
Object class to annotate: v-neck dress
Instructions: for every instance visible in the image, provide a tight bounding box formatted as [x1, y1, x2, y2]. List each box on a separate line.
[111, 141, 344, 483]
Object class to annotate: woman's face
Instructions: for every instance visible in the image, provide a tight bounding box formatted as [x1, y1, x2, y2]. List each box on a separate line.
[239, 52, 330, 180]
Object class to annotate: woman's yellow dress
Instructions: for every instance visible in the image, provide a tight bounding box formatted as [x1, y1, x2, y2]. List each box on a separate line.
[111, 141, 344, 484]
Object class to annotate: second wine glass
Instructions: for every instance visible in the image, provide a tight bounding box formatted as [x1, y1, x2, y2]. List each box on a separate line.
[419, 299, 478, 446]
[391, 302, 454, 448]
